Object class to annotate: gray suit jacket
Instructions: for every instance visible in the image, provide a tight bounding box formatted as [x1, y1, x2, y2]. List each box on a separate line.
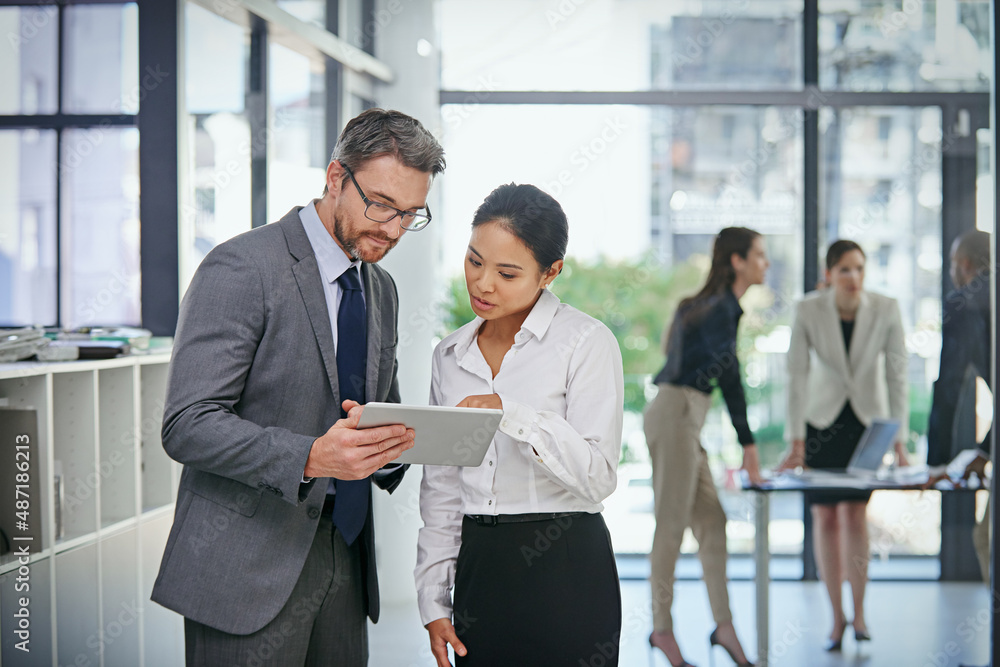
[151, 208, 406, 635]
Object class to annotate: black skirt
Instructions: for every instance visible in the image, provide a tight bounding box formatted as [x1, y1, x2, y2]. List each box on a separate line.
[453, 513, 622, 667]
[804, 403, 873, 505]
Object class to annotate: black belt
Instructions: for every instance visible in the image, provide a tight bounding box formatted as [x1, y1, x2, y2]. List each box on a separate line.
[465, 512, 585, 526]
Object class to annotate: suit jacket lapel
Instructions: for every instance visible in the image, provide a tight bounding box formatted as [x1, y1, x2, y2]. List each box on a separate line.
[849, 291, 873, 374]
[822, 288, 852, 379]
[361, 263, 383, 401]
[282, 209, 340, 400]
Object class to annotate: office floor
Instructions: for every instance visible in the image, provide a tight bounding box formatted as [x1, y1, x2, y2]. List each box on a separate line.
[369, 577, 992, 666]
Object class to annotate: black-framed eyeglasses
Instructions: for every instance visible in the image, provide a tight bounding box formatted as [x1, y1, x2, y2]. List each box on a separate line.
[342, 164, 432, 231]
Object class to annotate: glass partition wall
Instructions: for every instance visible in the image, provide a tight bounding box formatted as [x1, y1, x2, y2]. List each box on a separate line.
[439, 0, 991, 580]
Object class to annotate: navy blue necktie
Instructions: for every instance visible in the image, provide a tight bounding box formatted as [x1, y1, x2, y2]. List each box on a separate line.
[332, 266, 369, 545]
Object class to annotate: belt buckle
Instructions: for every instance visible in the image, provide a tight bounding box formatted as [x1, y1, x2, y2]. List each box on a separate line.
[475, 515, 499, 527]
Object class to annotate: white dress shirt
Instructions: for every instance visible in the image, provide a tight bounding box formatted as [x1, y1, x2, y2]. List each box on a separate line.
[299, 200, 363, 346]
[414, 288, 624, 624]
[298, 201, 399, 484]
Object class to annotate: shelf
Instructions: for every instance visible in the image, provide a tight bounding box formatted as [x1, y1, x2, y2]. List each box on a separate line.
[53, 370, 99, 541]
[0, 354, 178, 666]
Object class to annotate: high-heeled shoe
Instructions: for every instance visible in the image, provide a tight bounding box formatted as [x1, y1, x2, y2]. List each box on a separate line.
[648, 633, 696, 667]
[853, 626, 871, 642]
[708, 629, 755, 667]
[822, 621, 847, 652]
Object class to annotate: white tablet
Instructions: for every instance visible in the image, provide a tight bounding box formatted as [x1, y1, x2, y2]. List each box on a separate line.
[356, 402, 503, 466]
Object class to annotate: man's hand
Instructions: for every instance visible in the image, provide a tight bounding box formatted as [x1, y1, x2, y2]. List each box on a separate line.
[426, 618, 467, 667]
[776, 439, 806, 472]
[963, 453, 990, 482]
[304, 400, 414, 478]
[741, 444, 764, 486]
[456, 394, 503, 410]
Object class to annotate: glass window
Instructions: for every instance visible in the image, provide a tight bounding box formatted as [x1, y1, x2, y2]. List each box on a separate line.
[63, 4, 139, 114]
[440, 0, 803, 92]
[976, 127, 993, 232]
[440, 103, 803, 555]
[819, 0, 990, 92]
[819, 105, 943, 558]
[0, 129, 57, 326]
[182, 3, 252, 290]
[0, 6, 59, 115]
[60, 128, 141, 329]
[268, 43, 326, 222]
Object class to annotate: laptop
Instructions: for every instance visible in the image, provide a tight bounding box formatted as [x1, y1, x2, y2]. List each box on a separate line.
[790, 418, 900, 486]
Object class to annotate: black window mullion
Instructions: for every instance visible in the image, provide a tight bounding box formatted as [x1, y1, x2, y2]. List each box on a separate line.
[55, 2, 65, 327]
[939, 103, 987, 582]
[137, 0, 180, 336]
[249, 14, 268, 229]
[800, 0, 821, 583]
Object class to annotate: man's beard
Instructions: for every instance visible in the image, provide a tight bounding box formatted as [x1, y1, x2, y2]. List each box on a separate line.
[333, 210, 399, 263]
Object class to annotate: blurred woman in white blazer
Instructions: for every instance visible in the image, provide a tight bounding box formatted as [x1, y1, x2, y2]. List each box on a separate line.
[778, 240, 909, 652]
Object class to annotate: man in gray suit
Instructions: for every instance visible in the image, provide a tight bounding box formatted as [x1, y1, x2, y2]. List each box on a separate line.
[152, 108, 445, 666]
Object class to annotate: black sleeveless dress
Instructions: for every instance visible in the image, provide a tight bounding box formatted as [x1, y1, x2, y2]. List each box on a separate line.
[804, 319, 874, 505]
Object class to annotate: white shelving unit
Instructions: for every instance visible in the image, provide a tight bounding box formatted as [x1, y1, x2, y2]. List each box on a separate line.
[0, 353, 183, 667]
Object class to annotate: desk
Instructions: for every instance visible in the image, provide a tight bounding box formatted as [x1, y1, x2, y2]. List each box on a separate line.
[746, 475, 958, 666]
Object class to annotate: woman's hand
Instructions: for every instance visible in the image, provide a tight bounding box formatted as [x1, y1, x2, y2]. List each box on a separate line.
[426, 618, 467, 667]
[894, 441, 910, 468]
[776, 439, 806, 472]
[741, 444, 764, 486]
[456, 394, 503, 410]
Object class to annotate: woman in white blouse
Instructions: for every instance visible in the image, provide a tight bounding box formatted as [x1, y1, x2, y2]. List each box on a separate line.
[414, 183, 625, 667]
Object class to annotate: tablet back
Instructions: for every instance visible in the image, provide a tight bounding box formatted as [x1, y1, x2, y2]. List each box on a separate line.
[357, 402, 503, 466]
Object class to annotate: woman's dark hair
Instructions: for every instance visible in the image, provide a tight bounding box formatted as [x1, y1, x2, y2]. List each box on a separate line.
[825, 239, 865, 270]
[680, 226, 761, 312]
[471, 183, 568, 271]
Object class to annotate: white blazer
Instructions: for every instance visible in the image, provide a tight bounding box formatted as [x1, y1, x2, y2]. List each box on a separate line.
[786, 288, 908, 442]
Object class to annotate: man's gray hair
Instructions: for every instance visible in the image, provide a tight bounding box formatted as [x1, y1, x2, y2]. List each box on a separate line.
[332, 108, 445, 176]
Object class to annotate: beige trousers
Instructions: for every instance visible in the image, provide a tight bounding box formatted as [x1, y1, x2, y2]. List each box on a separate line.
[644, 383, 733, 633]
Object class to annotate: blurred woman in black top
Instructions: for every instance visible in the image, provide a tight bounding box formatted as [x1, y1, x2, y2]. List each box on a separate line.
[644, 227, 767, 667]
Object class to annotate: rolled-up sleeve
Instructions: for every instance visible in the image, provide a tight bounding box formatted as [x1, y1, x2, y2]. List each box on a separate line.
[494, 324, 623, 504]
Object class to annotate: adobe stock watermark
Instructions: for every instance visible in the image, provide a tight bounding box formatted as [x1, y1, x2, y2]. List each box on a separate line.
[841, 128, 953, 239]
[76, 600, 142, 664]
[186, 489, 259, 556]
[520, 513, 574, 566]
[58, 64, 171, 176]
[347, 0, 416, 55]
[442, 75, 501, 130]
[671, 0, 750, 72]
[879, 0, 923, 37]
[76, 269, 139, 323]
[542, 116, 629, 198]
[922, 605, 991, 667]
[63, 451, 128, 514]
[546, 0, 591, 30]
[6, 5, 57, 52]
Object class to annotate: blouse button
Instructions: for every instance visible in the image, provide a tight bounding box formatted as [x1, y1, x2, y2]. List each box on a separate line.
[518, 428, 524, 435]
[488, 461, 493, 466]
[488, 500, 493, 505]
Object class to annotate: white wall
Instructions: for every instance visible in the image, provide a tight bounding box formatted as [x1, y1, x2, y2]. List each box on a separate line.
[369, 0, 442, 609]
